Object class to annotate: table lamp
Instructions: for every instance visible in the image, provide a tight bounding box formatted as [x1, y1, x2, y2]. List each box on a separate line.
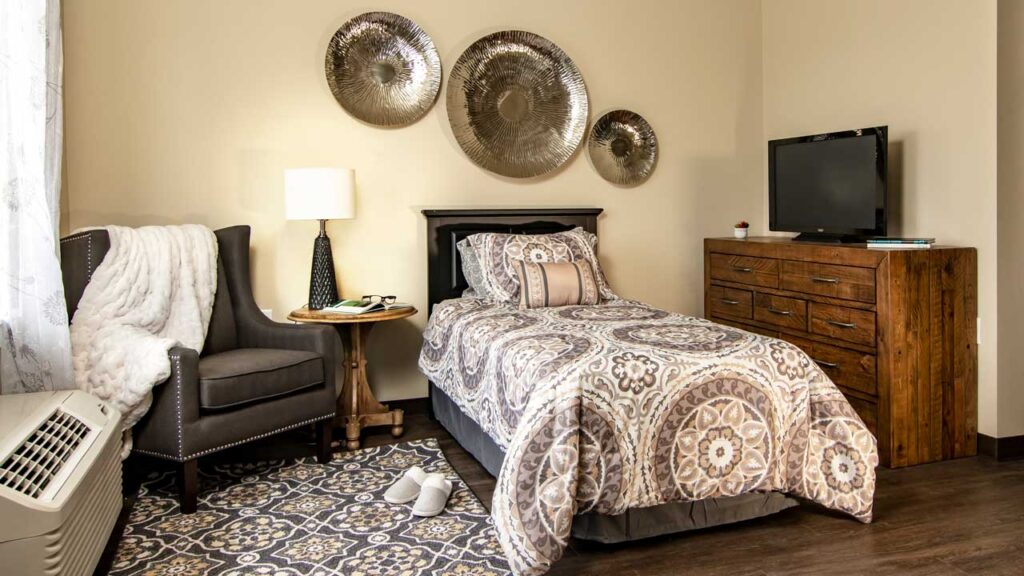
[285, 168, 355, 310]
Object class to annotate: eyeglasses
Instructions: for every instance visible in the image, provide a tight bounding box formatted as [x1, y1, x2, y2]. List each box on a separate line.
[362, 294, 397, 306]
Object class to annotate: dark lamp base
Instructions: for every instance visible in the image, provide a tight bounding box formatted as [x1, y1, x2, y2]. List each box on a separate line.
[308, 233, 339, 310]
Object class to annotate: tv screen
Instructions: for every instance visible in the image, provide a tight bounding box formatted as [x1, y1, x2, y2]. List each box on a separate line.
[769, 127, 887, 240]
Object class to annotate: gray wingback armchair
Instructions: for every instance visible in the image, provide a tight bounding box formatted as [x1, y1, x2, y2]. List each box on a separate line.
[60, 225, 339, 513]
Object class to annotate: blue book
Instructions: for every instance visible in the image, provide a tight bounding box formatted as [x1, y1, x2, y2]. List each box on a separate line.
[867, 237, 934, 244]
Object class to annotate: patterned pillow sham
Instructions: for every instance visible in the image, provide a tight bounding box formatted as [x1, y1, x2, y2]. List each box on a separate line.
[513, 260, 600, 309]
[456, 238, 489, 298]
[467, 227, 616, 303]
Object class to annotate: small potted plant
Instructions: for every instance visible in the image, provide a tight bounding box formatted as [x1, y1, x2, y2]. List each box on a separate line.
[734, 220, 750, 239]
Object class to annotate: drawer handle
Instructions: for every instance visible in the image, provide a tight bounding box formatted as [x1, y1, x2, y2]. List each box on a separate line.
[811, 276, 840, 284]
[720, 299, 741, 305]
[814, 359, 839, 369]
[767, 307, 792, 316]
[827, 320, 857, 329]
[732, 266, 753, 273]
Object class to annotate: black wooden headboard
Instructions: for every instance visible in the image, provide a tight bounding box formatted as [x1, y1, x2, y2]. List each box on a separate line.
[422, 208, 603, 315]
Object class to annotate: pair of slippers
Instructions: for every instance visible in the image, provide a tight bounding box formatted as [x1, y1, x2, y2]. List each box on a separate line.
[383, 466, 453, 517]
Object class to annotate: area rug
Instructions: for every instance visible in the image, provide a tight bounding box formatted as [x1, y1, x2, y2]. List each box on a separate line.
[109, 438, 511, 576]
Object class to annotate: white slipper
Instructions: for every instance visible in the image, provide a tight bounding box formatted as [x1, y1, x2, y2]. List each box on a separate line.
[412, 473, 453, 517]
[384, 466, 427, 504]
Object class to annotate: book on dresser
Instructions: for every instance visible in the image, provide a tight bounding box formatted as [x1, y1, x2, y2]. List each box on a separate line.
[867, 237, 935, 249]
[703, 236, 978, 468]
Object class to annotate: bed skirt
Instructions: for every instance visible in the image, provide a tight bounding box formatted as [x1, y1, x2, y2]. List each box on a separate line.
[430, 383, 799, 544]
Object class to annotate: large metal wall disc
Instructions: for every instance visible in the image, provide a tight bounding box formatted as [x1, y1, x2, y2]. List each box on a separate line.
[447, 30, 589, 178]
[588, 110, 658, 186]
[325, 12, 441, 127]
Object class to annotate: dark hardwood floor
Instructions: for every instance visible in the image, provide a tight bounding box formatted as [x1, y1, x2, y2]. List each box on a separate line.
[99, 405, 1024, 576]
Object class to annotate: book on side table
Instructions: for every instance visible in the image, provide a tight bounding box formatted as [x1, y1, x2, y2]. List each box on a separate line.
[323, 299, 413, 315]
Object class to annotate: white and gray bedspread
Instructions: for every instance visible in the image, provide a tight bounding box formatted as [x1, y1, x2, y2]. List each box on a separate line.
[419, 298, 877, 575]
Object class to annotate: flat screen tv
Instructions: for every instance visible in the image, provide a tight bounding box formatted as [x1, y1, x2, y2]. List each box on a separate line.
[768, 126, 887, 242]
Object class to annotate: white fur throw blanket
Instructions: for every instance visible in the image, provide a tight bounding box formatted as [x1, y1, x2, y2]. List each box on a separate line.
[71, 225, 217, 454]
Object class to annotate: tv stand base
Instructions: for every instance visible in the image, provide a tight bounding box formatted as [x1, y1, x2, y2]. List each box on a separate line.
[792, 233, 863, 243]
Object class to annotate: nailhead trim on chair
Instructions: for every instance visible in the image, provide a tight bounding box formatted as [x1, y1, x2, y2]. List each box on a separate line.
[174, 355, 184, 459]
[132, 413, 336, 462]
[132, 352, 187, 461]
[59, 232, 94, 282]
[132, 448, 182, 460]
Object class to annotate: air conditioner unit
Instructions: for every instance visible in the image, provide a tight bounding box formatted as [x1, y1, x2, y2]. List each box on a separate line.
[0, 390, 122, 576]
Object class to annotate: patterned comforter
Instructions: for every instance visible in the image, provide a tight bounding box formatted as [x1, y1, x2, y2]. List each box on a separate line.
[418, 298, 877, 575]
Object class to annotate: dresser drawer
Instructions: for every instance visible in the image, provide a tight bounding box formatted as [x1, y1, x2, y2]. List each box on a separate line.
[782, 335, 877, 396]
[709, 254, 779, 288]
[809, 303, 876, 347]
[780, 261, 876, 303]
[753, 293, 807, 330]
[708, 286, 753, 319]
[712, 316, 780, 338]
[844, 395, 878, 436]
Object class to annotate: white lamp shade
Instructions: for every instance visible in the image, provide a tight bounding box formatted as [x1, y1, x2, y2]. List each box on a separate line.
[285, 168, 355, 221]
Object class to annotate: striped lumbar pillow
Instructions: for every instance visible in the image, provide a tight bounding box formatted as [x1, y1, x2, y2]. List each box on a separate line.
[513, 259, 600, 309]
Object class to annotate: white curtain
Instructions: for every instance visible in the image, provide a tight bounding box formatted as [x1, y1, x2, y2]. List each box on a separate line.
[0, 0, 73, 394]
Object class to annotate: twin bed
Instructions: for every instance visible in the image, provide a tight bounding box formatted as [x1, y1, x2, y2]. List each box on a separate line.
[418, 209, 877, 575]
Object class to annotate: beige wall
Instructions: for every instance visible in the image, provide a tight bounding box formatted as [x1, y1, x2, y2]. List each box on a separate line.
[62, 0, 765, 401]
[998, 0, 1024, 438]
[762, 0, 999, 435]
[64, 0, 1015, 436]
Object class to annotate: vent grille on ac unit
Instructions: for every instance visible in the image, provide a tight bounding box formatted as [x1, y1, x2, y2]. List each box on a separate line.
[0, 410, 90, 499]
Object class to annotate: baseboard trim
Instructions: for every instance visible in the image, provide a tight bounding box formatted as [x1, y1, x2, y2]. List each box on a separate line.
[978, 434, 1024, 461]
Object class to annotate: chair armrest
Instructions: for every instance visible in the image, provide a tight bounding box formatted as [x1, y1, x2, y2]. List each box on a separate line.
[131, 346, 201, 460]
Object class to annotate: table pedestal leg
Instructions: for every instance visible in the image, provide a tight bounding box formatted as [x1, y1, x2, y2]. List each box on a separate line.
[391, 408, 404, 438]
[335, 322, 405, 450]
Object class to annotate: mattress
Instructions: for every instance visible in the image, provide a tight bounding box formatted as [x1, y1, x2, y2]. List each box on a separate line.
[419, 298, 877, 574]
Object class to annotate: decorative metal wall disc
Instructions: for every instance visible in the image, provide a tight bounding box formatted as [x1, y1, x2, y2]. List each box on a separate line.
[325, 12, 441, 127]
[588, 110, 658, 186]
[447, 31, 588, 178]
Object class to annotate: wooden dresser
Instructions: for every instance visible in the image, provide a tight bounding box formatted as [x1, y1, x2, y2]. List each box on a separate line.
[703, 237, 977, 467]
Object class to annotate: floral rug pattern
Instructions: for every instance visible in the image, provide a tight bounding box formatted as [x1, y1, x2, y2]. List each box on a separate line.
[109, 438, 510, 576]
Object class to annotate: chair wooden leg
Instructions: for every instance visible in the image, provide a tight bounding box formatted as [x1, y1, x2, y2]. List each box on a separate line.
[178, 459, 198, 514]
[316, 420, 333, 464]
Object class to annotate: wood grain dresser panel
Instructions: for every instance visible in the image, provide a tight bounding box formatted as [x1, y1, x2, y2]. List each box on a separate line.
[709, 254, 778, 288]
[881, 249, 979, 467]
[753, 293, 807, 331]
[809, 303, 876, 347]
[931, 249, 978, 460]
[707, 286, 752, 320]
[780, 260, 876, 303]
[704, 237, 977, 468]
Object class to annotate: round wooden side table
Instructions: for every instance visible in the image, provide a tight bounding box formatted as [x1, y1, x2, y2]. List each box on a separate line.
[288, 305, 417, 450]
